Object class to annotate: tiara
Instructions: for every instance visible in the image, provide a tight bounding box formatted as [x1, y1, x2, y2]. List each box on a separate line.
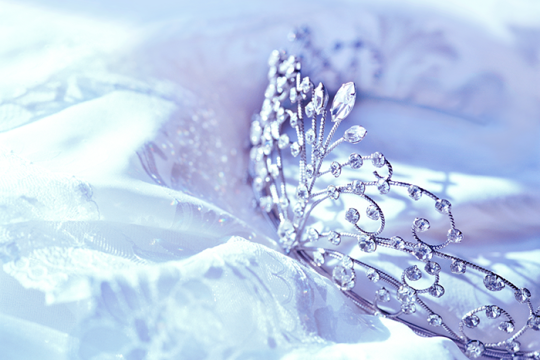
[248, 49, 540, 359]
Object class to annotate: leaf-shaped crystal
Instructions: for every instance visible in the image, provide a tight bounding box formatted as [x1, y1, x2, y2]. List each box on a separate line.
[314, 82, 329, 115]
[343, 125, 367, 144]
[331, 82, 356, 122]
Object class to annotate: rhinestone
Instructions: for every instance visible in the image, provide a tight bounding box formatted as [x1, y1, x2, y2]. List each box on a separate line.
[296, 184, 309, 200]
[330, 161, 341, 177]
[391, 236, 405, 250]
[345, 208, 360, 224]
[278, 134, 290, 149]
[465, 340, 485, 359]
[427, 314, 443, 327]
[376, 287, 390, 303]
[499, 321, 515, 333]
[332, 264, 355, 291]
[514, 288, 531, 303]
[413, 218, 430, 232]
[328, 231, 341, 245]
[313, 250, 325, 266]
[484, 274, 505, 291]
[464, 315, 480, 328]
[424, 261, 441, 275]
[429, 284, 445, 298]
[307, 227, 319, 242]
[305, 128, 316, 144]
[291, 142, 300, 157]
[277, 219, 296, 244]
[405, 265, 422, 281]
[305, 164, 314, 178]
[313, 147, 325, 159]
[408, 185, 422, 201]
[358, 234, 377, 253]
[349, 153, 363, 169]
[314, 82, 329, 114]
[447, 228, 463, 243]
[397, 285, 416, 304]
[260, 196, 273, 212]
[276, 77, 287, 93]
[293, 203, 304, 217]
[262, 139, 273, 155]
[450, 260, 466, 274]
[327, 185, 340, 200]
[435, 199, 451, 214]
[330, 82, 356, 122]
[401, 303, 416, 314]
[290, 87, 298, 103]
[377, 179, 390, 194]
[290, 112, 298, 127]
[413, 243, 433, 261]
[300, 77, 312, 95]
[506, 340, 520, 353]
[305, 102, 315, 118]
[366, 205, 380, 220]
[341, 256, 354, 269]
[528, 314, 540, 331]
[277, 108, 288, 124]
[371, 152, 385, 168]
[343, 125, 367, 144]
[351, 180, 365, 195]
[485, 305, 502, 319]
[366, 268, 380, 282]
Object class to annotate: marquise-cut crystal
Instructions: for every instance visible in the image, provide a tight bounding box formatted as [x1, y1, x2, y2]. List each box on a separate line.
[377, 179, 390, 194]
[405, 265, 422, 281]
[499, 321, 515, 333]
[305, 128, 316, 144]
[429, 284, 445, 298]
[343, 125, 367, 144]
[485, 305, 502, 319]
[358, 234, 377, 253]
[366, 268, 380, 282]
[278, 134, 290, 149]
[515, 288, 531, 303]
[346, 208, 360, 224]
[484, 274, 505, 291]
[349, 153, 363, 169]
[306, 164, 314, 178]
[424, 261, 441, 275]
[528, 314, 540, 331]
[296, 184, 309, 200]
[465, 340, 485, 359]
[305, 102, 315, 118]
[450, 260, 466, 274]
[372, 152, 385, 168]
[330, 161, 341, 177]
[352, 180, 365, 195]
[413, 218, 430, 232]
[376, 287, 390, 303]
[408, 185, 422, 201]
[313, 250, 325, 266]
[330, 82, 356, 122]
[435, 199, 451, 214]
[328, 231, 341, 245]
[307, 227, 319, 242]
[327, 185, 340, 200]
[291, 142, 300, 157]
[314, 82, 329, 114]
[427, 314, 443, 327]
[366, 205, 380, 220]
[464, 315, 480, 328]
[413, 243, 433, 261]
[391, 236, 405, 250]
[447, 228, 463, 243]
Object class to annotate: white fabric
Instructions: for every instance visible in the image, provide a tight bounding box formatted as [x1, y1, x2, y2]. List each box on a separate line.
[0, 0, 539, 359]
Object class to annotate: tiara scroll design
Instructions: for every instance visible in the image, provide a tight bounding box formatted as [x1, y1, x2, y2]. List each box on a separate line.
[248, 50, 540, 359]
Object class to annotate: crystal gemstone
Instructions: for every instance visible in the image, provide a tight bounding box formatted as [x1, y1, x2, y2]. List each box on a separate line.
[331, 82, 356, 122]
[343, 125, 367, 144]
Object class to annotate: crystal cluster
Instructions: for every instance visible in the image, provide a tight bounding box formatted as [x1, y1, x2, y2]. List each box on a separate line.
[249, 50, 539, 359]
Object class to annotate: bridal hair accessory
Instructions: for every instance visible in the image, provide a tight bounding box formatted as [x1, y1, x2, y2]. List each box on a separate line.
[248, 50, 540, 359]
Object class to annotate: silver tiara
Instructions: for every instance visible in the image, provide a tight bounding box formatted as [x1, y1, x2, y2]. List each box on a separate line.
[248, 50, 540, 359]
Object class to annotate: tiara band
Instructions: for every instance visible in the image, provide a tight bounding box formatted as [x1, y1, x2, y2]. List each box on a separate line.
[248, 49, 540, 359]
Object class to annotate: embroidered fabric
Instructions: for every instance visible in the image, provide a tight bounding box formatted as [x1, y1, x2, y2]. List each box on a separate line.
[1, 1, 539, 359]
